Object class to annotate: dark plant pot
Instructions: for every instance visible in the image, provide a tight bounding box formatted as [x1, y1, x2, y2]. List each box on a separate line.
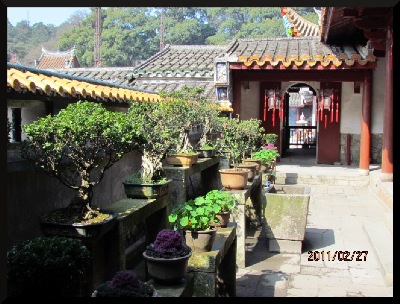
[243, 158, 262, 174]
[39, 212, 117, 240]
[142, 251, 192, 285]
[184, 227, 217, 253]
[213, 211, 231, 228]
[196, 148, 216, 158]
[123, 179, 171, 199]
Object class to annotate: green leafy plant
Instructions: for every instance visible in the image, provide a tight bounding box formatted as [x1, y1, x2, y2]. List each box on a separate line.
[204, 189, 237, 213]
[252, 144, 280, 165]
[144, 229, 191, 259]
[93, 270, 155, 297]
[7, 236, 91, 297]
[214, 116, 264, 167]
[262, 133, 278, 145]
[168, 196, 221, 231]
[20, 101, 142, 222]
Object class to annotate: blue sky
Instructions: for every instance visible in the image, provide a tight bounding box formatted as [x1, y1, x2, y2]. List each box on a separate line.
[7, 7, 91, 26]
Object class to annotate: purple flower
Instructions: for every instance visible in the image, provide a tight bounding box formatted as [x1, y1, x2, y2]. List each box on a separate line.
[263, 144, 277, 150]
[110, 270, 140, 289]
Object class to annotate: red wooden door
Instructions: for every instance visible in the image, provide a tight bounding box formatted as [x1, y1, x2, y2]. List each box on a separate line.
[317, 82, 341, 164]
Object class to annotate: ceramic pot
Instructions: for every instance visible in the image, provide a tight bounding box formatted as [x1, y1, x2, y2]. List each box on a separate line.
[219, 168, 250, 190]
[143, 251, 192, 285]
[184, 227, 217, 252]
[236, 163, 257, 182]
[166, 153, 199, 167]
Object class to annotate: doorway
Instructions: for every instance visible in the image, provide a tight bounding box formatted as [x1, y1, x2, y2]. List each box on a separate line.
[281, 83, 316, 161]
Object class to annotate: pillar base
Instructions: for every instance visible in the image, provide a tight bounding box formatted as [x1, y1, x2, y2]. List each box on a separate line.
[358, 169, 369, 176]
[380, 172, 393, 182]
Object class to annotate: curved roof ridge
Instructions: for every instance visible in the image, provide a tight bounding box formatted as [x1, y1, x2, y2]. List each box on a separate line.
[41, 46, 76, 56]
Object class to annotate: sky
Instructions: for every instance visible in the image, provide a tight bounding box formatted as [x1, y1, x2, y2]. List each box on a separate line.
[7, 7, 91, 27]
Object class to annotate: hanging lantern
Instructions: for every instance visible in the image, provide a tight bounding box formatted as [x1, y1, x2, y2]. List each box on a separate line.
[267, 89, 276, 109]
[323, 89, 332, 110]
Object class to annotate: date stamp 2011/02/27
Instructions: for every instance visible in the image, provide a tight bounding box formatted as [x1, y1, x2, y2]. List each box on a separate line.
[308, 251, 368, 262]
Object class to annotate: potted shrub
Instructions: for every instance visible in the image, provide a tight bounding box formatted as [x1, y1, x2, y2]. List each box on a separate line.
[7, 236, 91, 297]
[143, 229, 192, 284]
[92, 270, 157, 297]
[161, 87, 217, 167]
[204, 189, 238, 228]
[20, 101, 141, 236]
[168, 195, 221, 252]
[123, 99, 183, 198]
[252, 144, 281, 172]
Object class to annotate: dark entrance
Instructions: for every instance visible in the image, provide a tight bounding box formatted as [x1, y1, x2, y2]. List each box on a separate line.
[281, 83, 316, 160]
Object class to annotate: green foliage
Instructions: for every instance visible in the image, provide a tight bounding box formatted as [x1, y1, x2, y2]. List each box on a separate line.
[169, 196, 221, 231]
[8, 7, 318, 67]
[7, 236, 91, 297]
[20, 101, 142, 214]
[263, 133, 278, 145]
[214, 117, 264, 166]
[204, 189, 237, 213]
[252, 146, 280, 165]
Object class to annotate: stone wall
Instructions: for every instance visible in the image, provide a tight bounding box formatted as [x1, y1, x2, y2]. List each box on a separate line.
[339, 133, 382, 166]
[6, 149, 142, 250]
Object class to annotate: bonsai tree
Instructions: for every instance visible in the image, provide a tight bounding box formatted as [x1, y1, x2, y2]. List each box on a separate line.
[160, 86, 220, 155]
[126, 99, 182, 183]
[262, 133, 278, 146]
[7, 236, 91, 297]
[144, 229, 191, 258]
[20, 101, 141, 222]
[93, 270, 156, 297]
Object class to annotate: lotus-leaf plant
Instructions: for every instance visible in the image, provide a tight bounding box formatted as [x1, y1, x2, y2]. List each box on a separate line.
[20, 101, 142, 222]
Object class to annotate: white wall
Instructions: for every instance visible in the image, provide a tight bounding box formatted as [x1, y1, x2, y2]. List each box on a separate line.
[340, 82, 362, 134]
[371, 59, 385, 134]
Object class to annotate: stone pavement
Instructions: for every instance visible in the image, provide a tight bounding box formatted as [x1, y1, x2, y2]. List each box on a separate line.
[235, 161, 393, 297]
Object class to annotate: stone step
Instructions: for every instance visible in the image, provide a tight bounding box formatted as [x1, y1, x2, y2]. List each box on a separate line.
[363, 220, 393, 287]
[275, 172, 369, 186]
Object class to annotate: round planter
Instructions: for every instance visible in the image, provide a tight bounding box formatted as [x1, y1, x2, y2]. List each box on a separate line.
[92, 282, 158, 297]
[213, 211, 231, 228]
[219, 168, 250, 190]
[236, 163, 257, 182]
[142, 251, 192, 285]
[123, 179, 171, 199]
[39, 211, 117, 240]
[242, 158, 262, 174]
[184, 228, 217, 252]
[166, 153, 199, 167]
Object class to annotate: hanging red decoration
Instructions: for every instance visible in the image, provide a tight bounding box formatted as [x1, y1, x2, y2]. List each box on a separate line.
[263, 89, 267, 121]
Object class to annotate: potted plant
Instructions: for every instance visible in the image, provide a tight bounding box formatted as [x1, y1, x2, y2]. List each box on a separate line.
[20, 101, 141, 236]
[123, 99, 182, 198]
[252, 144, 281, 172]
[92, 270, 157, 297]
[196, 142, 216, 158]
[143, 229, 192, 284]
[204, 189, 238, 228]
[168, 195, 221, 252]
[161, 87, 215, 167]
[7, 236, 91, 297]
[262, 133, 278, 146]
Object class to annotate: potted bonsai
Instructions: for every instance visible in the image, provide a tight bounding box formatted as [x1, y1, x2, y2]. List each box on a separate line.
[20, 101, 141, 237]
[168, 195, 221, 252]
[204, 189, 238, 228]
[7, 236, 91, 297]
[92, 270, 157, 297]
[143, 229, 192, 284]
[123, 99, 183, 198]
[161, 87, 211, 167]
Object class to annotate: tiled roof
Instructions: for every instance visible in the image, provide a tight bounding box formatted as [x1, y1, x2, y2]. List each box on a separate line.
[36, 46, 80, 69]
[50, 67, 136, 87]
[225, 37, 376, 68]
[281, 7, 319, 37]
[7, 63, 160, 103]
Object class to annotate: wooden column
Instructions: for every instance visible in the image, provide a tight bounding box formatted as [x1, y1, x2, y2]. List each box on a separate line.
[381, 24, 393, 182]
[232, 72, 242, 117]
[359, 72, 372, 175]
